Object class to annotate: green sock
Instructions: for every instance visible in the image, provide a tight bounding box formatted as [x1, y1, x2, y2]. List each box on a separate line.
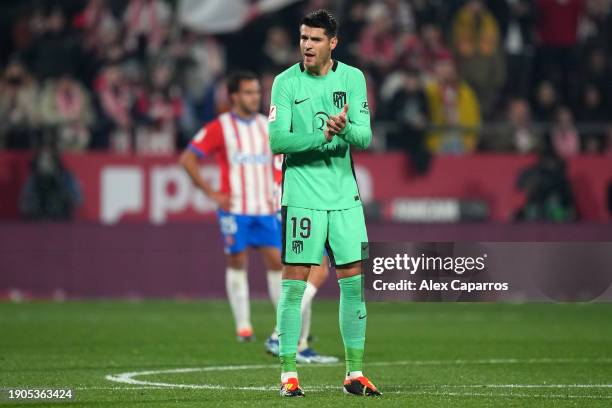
[277, 279, 306, 372]
[339, 274, 366, 373]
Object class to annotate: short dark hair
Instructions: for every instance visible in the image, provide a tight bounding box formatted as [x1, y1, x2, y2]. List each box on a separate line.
[301, 9, 338, 38]
[227, 71, 258, 94]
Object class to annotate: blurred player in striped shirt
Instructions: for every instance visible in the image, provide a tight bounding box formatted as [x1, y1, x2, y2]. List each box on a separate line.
[180, 71, 280, 343]
[180, 72, 336, 364]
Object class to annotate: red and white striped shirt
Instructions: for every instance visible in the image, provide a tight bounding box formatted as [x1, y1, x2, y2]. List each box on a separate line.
[189, 112, 275, 215]
[272, 154, 283, 212]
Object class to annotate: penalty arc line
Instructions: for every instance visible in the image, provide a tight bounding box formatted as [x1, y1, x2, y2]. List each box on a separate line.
[103, 357, 612, 398]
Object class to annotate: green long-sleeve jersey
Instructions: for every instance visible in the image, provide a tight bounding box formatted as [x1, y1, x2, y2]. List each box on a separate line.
[268, 60, 372, 210]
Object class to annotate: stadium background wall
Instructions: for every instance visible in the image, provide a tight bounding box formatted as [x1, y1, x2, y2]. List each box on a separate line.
[1, 152, 610, 222]
[1, 222, 611, 299]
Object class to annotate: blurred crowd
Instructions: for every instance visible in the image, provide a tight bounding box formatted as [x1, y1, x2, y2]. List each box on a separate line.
[1, 0, 611, 162]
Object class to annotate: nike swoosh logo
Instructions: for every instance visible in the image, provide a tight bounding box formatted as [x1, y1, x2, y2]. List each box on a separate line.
[358, 314, 367, 320]
[294, 98, 309, 105]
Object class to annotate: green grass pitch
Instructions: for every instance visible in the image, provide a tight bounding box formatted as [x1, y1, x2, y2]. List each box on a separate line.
[1, 300, 611, 407]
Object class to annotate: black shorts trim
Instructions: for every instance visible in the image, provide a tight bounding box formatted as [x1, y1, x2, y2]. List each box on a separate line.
[334, 259, 364, 268]
[324, 238, 337, 267]
[281, 262, 321, 266]
[280, 205, 288, 263]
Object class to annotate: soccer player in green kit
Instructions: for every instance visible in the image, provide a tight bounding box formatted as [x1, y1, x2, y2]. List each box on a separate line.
[268, 9, 381, 397]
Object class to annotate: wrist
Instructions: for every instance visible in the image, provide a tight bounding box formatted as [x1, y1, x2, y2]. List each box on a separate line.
[321, 131, 331, 144]
[339, 121, 352, 136]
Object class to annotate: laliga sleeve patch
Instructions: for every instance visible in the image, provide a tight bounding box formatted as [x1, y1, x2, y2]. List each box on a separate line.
[268, 105, 277, 122]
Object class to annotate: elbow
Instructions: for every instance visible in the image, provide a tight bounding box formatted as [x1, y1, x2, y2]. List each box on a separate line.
[269, 134, 283, 154]
[179, 150, 194, 169]
[271, 146, 283, 154]
[365, 130, 373, 148]
[357, 132, 372, 150]
[179, 151, 188, 167]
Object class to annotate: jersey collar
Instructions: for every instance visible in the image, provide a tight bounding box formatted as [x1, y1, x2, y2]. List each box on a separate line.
[299, 59, 338, 74]
[230, 111, 256, 124]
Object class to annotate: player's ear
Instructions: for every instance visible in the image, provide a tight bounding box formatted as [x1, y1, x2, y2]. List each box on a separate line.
[229, 91, 237, 105]
[330, 36, 337, 51]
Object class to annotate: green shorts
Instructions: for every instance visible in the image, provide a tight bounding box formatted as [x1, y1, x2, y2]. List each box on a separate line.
[280, 205, 369, 266]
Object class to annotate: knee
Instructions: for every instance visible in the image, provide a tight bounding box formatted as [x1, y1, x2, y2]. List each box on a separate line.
[336, 261, 361, 280]
[282, 265, 310, 281]
[269, 258, 284, 271]
[227, 252, 247, 269]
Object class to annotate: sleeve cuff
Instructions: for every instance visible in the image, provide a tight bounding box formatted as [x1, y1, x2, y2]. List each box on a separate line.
[319, 132, 330, 145]
[339, 121, 352, 136]
[188, 145, 205, 158]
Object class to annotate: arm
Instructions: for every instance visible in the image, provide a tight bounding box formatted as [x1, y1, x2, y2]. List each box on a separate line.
[179, 149, 230, 210]
[179, 149, 214, 196]
[337, 69, 372, 149]
[268, 76, 329, 154]
[179, 123, 230, 210]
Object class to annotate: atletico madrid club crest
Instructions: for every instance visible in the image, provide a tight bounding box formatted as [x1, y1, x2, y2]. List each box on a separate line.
[333, 91, 346, 109]
[292, 240, 303, 254]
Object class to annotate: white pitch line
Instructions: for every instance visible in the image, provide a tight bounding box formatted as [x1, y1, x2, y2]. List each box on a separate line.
[104, 357, 612, 396]
[53, 387, 612, 400]
[106, 356, 612, 382]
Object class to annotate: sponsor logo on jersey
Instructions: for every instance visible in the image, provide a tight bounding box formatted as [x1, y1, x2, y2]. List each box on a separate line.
[313, 111, 330, 131]
[231, 152, 271, 165]
[333, 91, 346, 109]
[360, 101, 369, 114]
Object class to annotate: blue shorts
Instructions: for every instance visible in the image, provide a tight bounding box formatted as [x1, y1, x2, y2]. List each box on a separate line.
[218, 210, 282, 255]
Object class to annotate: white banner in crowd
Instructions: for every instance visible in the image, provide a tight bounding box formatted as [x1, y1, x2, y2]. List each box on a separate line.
[178, 0, 301, 33]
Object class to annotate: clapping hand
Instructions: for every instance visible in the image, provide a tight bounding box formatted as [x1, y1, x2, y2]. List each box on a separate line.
[324, 104, 349, 141]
